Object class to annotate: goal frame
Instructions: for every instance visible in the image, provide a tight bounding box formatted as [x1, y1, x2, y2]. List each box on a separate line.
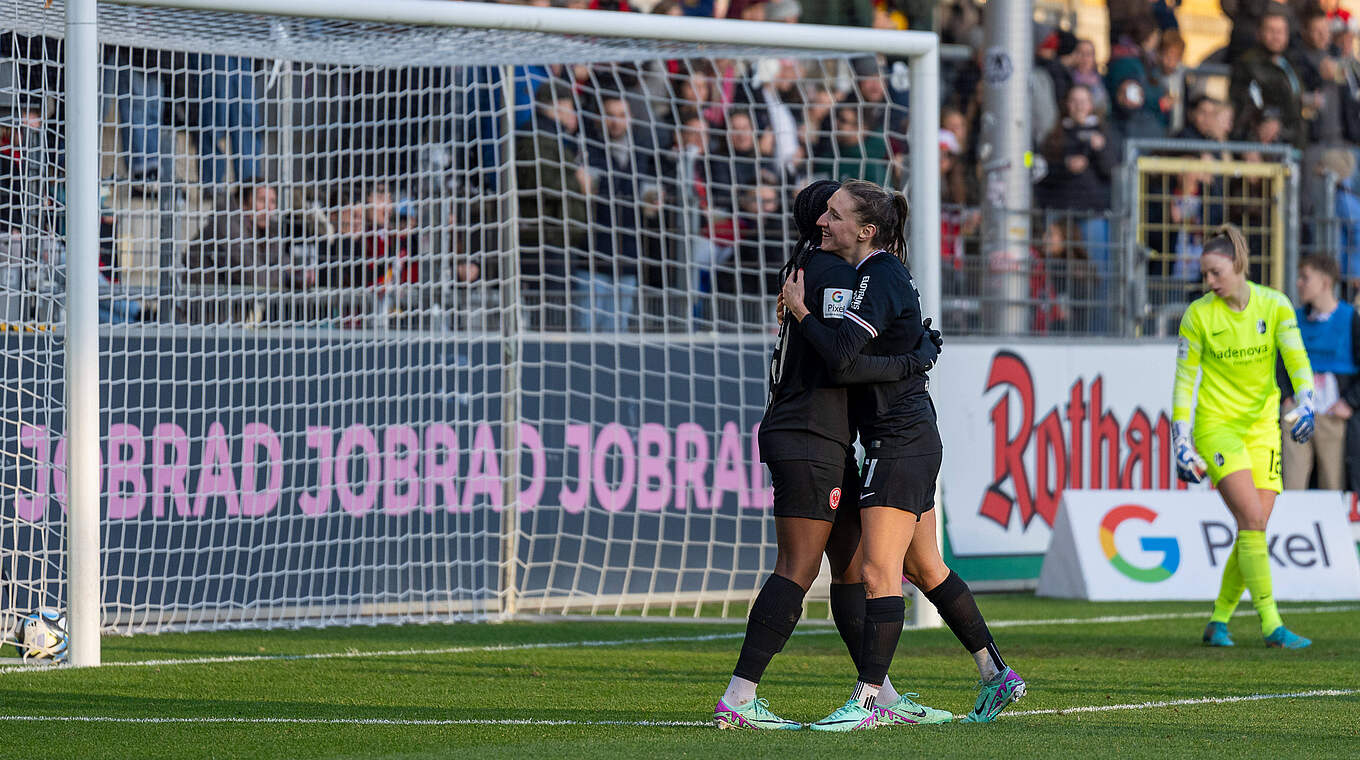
[63, 0, 942, 666]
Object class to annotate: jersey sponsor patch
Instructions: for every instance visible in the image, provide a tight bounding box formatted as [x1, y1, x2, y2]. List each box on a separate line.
[1177, 337, 1189, 361]
[851, 275, 870, 309]
[823, 288, 852, 318]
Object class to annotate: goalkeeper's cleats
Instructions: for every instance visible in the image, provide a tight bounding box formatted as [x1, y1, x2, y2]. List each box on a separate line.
[961, 668, 1027, 723]
[712, 697, 802, 730]
[876, 693, 953, 725]
[809, 698, 881, 732]
[1202, 621, 1234, 647]
[1264, 626, 1312, 650]
[1284, 390, 1317, 444]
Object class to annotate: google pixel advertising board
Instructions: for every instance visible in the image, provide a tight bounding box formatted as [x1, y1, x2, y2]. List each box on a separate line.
[1037, 490, 1360, 601]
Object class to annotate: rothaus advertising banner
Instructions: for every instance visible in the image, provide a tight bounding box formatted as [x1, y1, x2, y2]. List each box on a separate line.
[933, 343, 1191, 557]
[1036, 490, 1360, 601]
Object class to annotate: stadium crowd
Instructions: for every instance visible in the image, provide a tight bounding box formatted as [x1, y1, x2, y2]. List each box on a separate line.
[3, 1, 1360, 329]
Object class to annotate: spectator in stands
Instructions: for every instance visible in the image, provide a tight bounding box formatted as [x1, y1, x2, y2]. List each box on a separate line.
[104, 45, 176, 193]
[813, 101, 893, 185]
[723, 171, 787, 319]
[516, 82, 590, 325]
[1035, 85, 1117, 231]
[1322, 148, 1360, 297]
[940, 129, 979, 298]
[1030, 221, 1093, 334]
[1030, 27, 1061, 146]
[940, 105, 979, 204]
[1036, 84, 1116, 329]
[667, 107, 729, 319]
[847, 56, 911, 153]
[1294, 10, 1346, 147]
[1106, 0, 1159, 47]
[712, 109, 773, 209]
[798, 84, 836, 173]
[1222, 0, 1302, 64]
[318, 189, 369, 294]
[1155, 29, 1187, 132]
[191, 54, 263, 204]
[749, 58, 808, 182]
[1107, 16, 1168, 143]
[578, 89, 658, 331]
[1281, 252, 1360, 490]
[189, 182, 308, 323]
[1069, 38, 1112, 118]
[1230, 10, 1306, 150]
[1036, 27, 1074, 108]
[1177, 94, 1220, 140]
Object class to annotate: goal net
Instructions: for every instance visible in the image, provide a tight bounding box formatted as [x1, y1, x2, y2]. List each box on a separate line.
[0, 0, 924, 645]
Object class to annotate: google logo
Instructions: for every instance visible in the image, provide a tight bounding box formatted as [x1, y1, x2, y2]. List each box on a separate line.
[1100, 504, 1180, 583]
[831, 290, 846, 303]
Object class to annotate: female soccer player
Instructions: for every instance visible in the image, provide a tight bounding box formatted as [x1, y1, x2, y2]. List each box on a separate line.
[782, 179, 1024, 730]
[714, 180, 942, 730]
[1173, 225, 1315, 649]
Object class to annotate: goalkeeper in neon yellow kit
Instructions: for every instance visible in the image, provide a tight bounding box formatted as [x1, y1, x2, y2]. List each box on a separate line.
[1173, 225, 1314, 649]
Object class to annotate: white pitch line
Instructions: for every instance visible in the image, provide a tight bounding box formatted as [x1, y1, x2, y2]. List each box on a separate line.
[1002, 688, 1360, 718]
[0, 689, 1353, 728]
[2, 604, 1355, 676]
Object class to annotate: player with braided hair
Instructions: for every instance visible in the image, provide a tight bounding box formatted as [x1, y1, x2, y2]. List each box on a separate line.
[714, 180, 938, 730]
[783, 179, 1024, 730]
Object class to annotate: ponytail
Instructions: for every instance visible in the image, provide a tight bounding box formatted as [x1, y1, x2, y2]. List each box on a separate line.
[1203, 223, 1249, 274]
[840, 179, 909, 263]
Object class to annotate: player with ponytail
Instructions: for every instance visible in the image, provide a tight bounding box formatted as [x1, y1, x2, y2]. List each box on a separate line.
[782, 179, 1025, 730]
[1173, 224, 1316, 649]
[715, 181, 936, 730]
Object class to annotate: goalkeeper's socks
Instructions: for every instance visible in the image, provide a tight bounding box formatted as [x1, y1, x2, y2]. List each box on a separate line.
[829, 582, 901, 706]
[1236, 530, 1284, 634]
[924, 570, 1006, 681]
[731, 573, 805, 687]
[856, 596, 905, 690]
[1210, 543, 1245, 624]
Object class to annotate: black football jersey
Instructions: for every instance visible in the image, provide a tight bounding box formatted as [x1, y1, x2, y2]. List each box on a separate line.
[759, 250, 860, 464]
[842, 251, 938, 456]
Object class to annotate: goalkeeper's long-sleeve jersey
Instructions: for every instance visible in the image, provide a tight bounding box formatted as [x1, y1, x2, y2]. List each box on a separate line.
[1172, 282, 1314, 429]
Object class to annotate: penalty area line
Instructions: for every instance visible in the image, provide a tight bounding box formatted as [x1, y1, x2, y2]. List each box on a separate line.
[0, 689, 1354, 728]
[2, 604, 1355, 676]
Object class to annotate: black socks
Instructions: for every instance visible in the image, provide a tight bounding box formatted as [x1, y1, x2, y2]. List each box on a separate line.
[856, 595, 905, 686]
[924, 570, 1006, 673]
[732, 573, 806, 682]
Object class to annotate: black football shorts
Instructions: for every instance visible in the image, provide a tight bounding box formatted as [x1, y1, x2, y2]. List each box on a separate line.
[769, 458, 861, 522]
[857, 451, 941, 518]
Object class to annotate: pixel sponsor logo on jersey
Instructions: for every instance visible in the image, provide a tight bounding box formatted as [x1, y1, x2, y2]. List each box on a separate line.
[823, 288, 852, 319]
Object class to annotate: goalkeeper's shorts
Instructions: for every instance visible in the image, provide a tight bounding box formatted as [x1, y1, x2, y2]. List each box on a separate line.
[769, 458, 860, 522]
[1195, 415, 1282, 493]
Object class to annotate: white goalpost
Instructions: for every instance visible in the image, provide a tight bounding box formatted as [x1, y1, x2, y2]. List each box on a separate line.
[2, 0, 941, 668]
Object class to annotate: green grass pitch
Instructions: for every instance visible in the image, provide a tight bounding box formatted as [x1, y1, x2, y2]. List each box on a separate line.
[1, 595, 1356, 760]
